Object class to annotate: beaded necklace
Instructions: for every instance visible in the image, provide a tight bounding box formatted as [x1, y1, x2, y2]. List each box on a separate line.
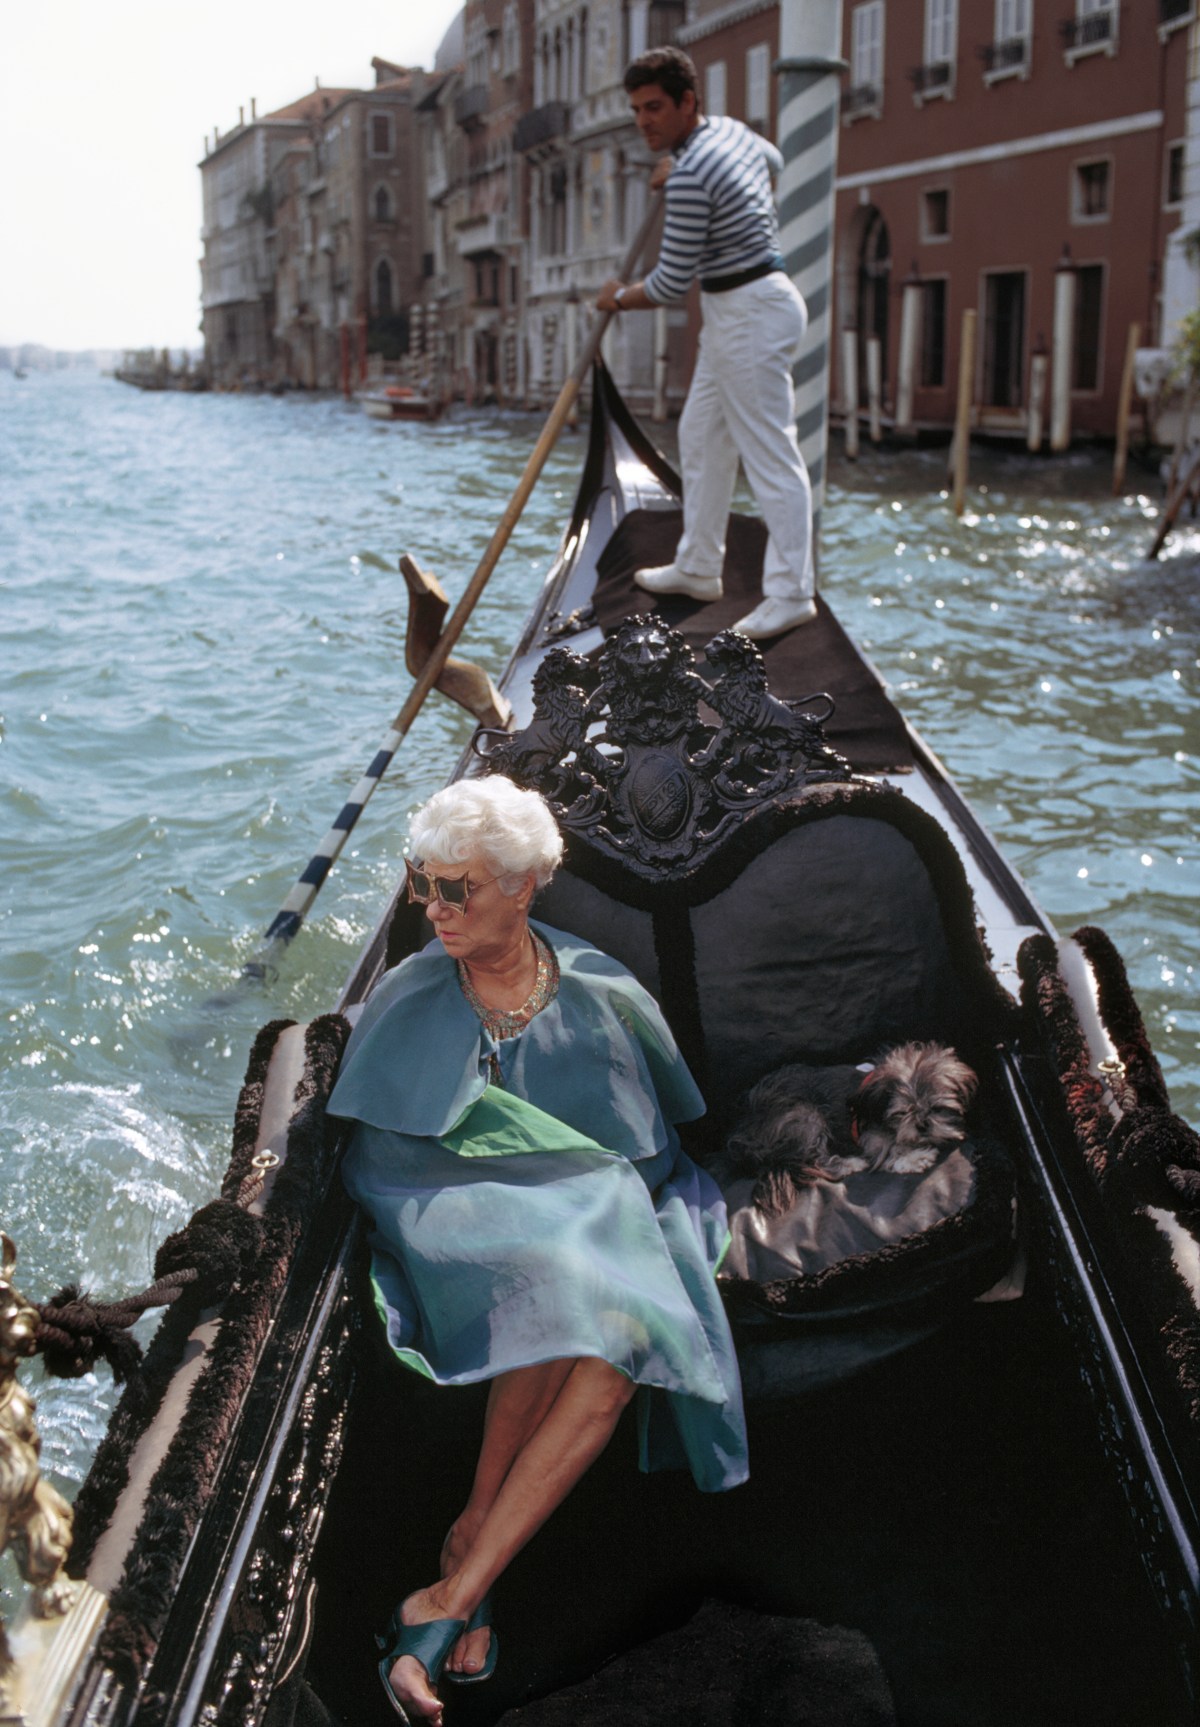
[458, 930, 560, 1044]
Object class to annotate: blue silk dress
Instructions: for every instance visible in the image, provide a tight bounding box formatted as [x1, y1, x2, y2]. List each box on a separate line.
[328, 921, 748, 1493]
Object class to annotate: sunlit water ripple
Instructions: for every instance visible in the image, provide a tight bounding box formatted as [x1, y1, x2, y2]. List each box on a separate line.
[1, 371, 1197, 1581]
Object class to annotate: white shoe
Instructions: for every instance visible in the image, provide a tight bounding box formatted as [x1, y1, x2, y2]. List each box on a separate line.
[733, 596, 818, 639]
[633, 563, 724, 602]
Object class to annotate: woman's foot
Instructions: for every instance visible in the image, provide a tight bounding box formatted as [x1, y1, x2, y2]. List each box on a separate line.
[380, 1588, 463, 1724]
[440, 1521, 493, 1679]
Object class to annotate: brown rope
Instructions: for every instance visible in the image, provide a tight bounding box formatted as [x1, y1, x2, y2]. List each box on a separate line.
[34, 1194, 266, 1385]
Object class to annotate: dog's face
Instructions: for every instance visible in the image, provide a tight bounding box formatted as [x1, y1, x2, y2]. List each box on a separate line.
[853, 1044, 978, 1174]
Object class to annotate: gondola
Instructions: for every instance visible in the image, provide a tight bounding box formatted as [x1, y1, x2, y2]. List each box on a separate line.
[5, 363, 1200, 1727]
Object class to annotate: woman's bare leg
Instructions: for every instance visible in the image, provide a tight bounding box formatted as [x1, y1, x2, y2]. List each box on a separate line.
[388, 1358, 636, 1722]
[441, 1360, 573, 1675]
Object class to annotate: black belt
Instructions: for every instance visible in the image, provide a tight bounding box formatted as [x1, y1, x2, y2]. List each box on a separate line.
[700, 256, 785, 294]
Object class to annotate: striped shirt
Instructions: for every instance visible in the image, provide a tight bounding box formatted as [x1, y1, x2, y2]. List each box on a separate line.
[643, 116, 784, 305]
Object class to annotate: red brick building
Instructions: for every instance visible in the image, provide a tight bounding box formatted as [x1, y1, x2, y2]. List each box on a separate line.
[834, 1, 1192, 441]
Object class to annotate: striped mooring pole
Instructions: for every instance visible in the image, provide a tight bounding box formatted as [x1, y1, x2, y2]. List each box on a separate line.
[776, 0, 846, 562]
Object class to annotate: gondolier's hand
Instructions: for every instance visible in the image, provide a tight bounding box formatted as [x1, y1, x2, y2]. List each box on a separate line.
[599, 279, 651, 313]
[649, 155, 673, 190]
[597, 279, 651, 312]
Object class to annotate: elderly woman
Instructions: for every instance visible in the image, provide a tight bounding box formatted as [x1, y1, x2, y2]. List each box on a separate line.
[328, 775, 747, 1725]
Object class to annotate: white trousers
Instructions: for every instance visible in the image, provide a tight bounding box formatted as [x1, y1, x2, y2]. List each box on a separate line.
[674, 271, 814, 602]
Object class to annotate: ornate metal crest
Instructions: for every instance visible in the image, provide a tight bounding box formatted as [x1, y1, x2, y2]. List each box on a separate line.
[0, 1232, 74, 1702]
[476, 616, 852, 878]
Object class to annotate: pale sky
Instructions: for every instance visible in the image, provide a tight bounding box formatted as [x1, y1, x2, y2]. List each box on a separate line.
[0, 0, 466, 352]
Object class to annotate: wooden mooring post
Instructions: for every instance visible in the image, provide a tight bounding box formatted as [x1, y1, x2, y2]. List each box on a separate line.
[867, 335, 883, 443]
[1112, 322, 1141, 495]
[1147, 443, 1200, 559]
[1163, 369, 1195, 502]
[1050, 257, 1076, 452]
[1146, 357, 1200, 558]
[950, 307, 976, 516]
[895, 271, 922, 437]
[842, 328, 859, 459]
[1027, 340, 1048, 452]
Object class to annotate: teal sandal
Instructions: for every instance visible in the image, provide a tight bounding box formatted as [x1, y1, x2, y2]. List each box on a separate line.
[443, 1590, 499, 1685]
[375, 1608, 466, 1722]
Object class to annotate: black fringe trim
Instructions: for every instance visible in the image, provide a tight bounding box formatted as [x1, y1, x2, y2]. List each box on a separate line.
[718, 1135, 1016, 1320]
[67, 1018, 297, 1573]
[1074, 924, 1171, 1111]
[69, 1014, 349, 1690]
[1017, 934, 1111, 1181]
[1018, 929, 1200, 1434]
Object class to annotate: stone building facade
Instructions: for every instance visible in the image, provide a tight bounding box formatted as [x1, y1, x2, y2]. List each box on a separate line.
[202, 67, 429, 390]
[200, 91, 354, 388]
[415, 1, 537, 406]
[417, 66, 472, 395]
[199, 2, 1197, 442]
[198, 4, 785, 405]
[518, 0, 675, 409]
[457, 0, 537, 401]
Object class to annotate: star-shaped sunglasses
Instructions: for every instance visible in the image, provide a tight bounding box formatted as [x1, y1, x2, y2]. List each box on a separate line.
[405, 857, 499, 913]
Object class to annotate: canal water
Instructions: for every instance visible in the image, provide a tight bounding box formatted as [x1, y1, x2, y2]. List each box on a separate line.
[2, 367, 1197, 1565]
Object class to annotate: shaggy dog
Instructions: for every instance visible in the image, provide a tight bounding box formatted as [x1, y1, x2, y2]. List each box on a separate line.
[850, 1043, 978, 1177]
[715, 1064, 862, 1216]
[717, 1045, 978, 1214]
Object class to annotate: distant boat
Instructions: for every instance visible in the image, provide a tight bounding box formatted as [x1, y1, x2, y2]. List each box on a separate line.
[358, 382, 442, 421]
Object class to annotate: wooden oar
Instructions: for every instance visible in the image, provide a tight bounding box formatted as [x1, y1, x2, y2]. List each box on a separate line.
[238, 193, 664, 983]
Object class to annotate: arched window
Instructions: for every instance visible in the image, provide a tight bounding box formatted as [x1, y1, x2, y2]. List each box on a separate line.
[376, 258, 394, 315]
[374, 184, 392, 222]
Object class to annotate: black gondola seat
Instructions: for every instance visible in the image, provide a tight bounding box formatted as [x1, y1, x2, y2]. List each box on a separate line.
[458, 616, 1022, 1395]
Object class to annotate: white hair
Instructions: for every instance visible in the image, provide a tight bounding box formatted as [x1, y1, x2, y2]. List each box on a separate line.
[408, 777, 563, 894]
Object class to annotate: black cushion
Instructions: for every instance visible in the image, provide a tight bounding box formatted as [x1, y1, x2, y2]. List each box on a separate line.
[691, 816, 960, 1100]
[536, 812, 963, 1113]
[534, 871, 662, 1002]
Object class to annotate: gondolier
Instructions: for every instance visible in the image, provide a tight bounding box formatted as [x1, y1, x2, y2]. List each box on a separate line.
[597, 45, 816, 640]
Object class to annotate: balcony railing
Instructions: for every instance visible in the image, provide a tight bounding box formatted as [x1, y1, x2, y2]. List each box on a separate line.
[978, 36, 1029, 73]
[514, 101, 570, 153]
[909, 61, 953, 95]
[456, 212, 509, 257]
[455, 84, 489, 129]
[1059, 8, 1115, 50]
[841, 82, 881, 118]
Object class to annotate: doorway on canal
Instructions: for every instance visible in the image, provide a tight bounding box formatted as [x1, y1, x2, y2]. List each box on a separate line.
[846, 204, 891, 410]
[982, 269, 1027, 411]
